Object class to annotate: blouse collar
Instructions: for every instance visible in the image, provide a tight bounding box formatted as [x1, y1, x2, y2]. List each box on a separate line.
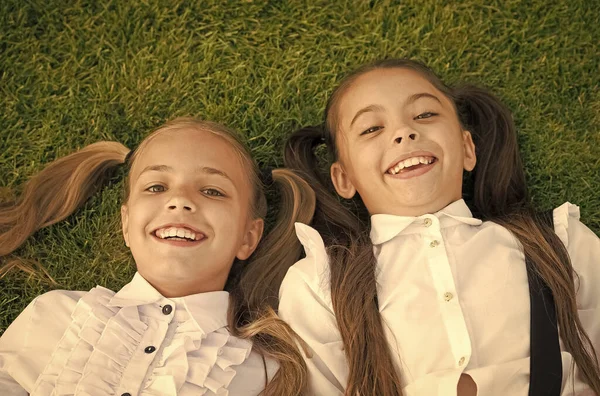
[107, 272, 231, 334]
[370, 199, 482, 245]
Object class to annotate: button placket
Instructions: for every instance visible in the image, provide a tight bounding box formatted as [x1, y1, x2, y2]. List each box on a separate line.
[424, 228, 472, 372]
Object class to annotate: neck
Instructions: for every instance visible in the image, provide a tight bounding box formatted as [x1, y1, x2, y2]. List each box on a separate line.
[372, 196, 461, 217]
[145, 274, 227, 297]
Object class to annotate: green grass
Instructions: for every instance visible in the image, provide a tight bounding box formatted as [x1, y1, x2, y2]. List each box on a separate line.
[1, 0, 598, 332]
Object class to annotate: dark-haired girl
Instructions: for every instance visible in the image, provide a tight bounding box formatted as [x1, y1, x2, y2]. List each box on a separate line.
[279, 59, 600, 396]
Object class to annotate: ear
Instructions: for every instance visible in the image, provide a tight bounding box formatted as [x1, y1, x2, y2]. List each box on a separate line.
[236, 218, 264, 260]
[462, 130, 477, 171]
[330, 161, 357, 199]
[121, 205, 130, 247]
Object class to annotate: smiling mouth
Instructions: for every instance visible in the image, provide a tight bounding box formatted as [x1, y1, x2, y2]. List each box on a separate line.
[152, 226, 206, 244]
[386, 155, 437, 175]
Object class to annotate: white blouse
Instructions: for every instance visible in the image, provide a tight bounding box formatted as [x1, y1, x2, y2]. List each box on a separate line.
[0, 272, 278, 396]
[279, 200, 600, 396]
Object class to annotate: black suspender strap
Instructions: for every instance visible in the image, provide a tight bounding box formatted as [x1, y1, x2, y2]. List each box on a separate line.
[527, 210, 563, 396]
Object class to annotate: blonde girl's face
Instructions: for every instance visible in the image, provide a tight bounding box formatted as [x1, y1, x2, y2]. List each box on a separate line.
[120, 128, 263, 297]
[330, 68, 477, 216]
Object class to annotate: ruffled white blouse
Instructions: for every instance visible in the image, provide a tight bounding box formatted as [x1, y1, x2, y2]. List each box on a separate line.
[0, 273, 277, 396]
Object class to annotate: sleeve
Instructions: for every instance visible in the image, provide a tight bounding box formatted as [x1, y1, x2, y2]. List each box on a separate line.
[553, 203, 600, 356]
[278, 223, 347, 396]
[0, 290, 82, 394]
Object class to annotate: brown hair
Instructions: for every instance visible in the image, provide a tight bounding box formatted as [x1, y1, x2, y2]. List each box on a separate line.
[0, 117, 315, 395]
[284, 59, 600, 395]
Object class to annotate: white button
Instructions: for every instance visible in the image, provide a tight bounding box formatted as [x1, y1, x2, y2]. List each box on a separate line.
[218, 348, 223, 356]
[458, 356, 466, 366]
[430, 240, 440, 248]
[423, 218, 432, 227]
[444, 292, 454, 302]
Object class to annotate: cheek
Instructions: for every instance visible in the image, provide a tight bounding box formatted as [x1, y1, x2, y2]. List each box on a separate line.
[348, 143, 383, 179]
[210, 202, 247, 232]
[127, 203, 153, 234]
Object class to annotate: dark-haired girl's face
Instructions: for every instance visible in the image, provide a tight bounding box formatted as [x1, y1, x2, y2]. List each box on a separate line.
[330, 68, 477, 216]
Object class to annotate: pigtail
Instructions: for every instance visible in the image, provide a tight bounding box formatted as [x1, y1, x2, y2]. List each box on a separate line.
[284, 127, 404, 396]
[239, 168, 316, 309]
[0, 141, 130, 278]
[284, 126, 363, 237]
[453, 85, 528, 216]
[454, 85, 600, 392]
[227, 168, 315, 395]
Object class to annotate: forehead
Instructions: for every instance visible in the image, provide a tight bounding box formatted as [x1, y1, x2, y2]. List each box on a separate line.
[130, 128, 249, 183]
[338, 68, 449, 113]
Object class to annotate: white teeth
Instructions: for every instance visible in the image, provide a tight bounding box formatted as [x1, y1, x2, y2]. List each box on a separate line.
[388, 156, 435, 175]
[155, 227, 199, 241]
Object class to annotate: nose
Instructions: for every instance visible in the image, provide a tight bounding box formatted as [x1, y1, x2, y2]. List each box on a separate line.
[393, 127, 419, 144]
[166, 192, 196, 212]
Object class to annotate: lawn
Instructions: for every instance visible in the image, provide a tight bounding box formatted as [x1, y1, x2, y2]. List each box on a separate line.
[1, 0, 599, 332]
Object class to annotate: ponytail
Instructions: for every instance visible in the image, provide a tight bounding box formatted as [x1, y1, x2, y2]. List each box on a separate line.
[284, 126, 363, 237]
[284, 127, 403, 396]
[454, 85, 600, 393]
[0, 141, 130, 278]
[228, 168, 315, 395]
[453, 85, 528, 216]
[238, 168, 316, 309]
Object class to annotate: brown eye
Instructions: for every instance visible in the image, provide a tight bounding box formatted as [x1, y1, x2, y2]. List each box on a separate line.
[414, 112, 438, 120]
[360, 126, 383, 136]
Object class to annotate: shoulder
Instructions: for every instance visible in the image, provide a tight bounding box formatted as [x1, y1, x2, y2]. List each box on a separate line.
[551, 202, 600, 258]
[21, 289, 87, 324]
[281, 223, 330, 284]
[0, 290, 88, 376]
[281, 223, 331, 291]
[279, 223, 334, 313]
[32, 289, 87, 307]
[551, 203, 600, 309]
[552, 202, 587, 248]
[13, 287, 115, 338]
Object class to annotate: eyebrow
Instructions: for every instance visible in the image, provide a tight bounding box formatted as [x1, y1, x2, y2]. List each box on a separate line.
[406, 92, 442, 105]
[139, 164, 233, 182]
[350, 104, 385, 126]
[349, 92, 443, 127]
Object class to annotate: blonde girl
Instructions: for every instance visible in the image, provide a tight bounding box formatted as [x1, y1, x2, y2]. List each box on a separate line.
[0, 118, 315, 395]
[279, 59, 600, 396]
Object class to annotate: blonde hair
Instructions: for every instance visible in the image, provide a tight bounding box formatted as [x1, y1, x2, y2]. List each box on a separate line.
[1, 117, 316, 395]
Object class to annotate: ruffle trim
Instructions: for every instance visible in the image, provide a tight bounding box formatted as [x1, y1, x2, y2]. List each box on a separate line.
[143, 326, 252, 395]
[30, 286, 254, 396]
[32, 286, 146, 395]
